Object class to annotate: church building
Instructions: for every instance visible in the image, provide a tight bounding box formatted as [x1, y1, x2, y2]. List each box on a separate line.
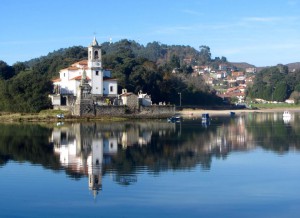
[50, 37, 118, 106]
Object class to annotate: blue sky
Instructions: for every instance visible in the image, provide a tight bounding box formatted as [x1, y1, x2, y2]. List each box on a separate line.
[1, 0, 300, 66]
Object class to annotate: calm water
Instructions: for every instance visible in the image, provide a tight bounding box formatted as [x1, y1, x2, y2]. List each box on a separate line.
[1, 112, 300, 218]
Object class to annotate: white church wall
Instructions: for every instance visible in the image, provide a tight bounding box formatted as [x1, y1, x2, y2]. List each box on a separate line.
[103, 80, 117, 95]
[91, 69, 103, 95]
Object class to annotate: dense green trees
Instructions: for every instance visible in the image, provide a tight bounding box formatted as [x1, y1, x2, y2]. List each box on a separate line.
[0, 61, 15, 80]
[102, 40, 222, 105]
[0, 70, 52, 112]
[248, 65, 300, 102]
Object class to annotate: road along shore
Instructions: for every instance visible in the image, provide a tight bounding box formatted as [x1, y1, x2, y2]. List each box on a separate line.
[177, 108, 300, 117]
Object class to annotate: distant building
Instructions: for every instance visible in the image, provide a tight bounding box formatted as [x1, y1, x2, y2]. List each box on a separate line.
[245, 67, 257, 74]
[216, 71, 227, 79]
[219, 64, 228, 71]
[231, 71, 245, 78]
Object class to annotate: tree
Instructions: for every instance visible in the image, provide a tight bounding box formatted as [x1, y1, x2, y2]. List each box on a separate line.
[198, 45, 211, 65]
[169, 54, 180, 69]
[273, 82, 288, 102]
[0, 61, 14, 80]
[12, 62, 27, 75]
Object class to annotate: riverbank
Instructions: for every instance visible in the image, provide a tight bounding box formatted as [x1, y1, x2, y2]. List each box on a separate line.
[178, 107, 300, 117]
[1, 107, 300, 122]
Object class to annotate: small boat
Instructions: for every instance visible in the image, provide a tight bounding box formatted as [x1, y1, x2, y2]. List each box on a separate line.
[202, 113, 210, 122]
[167, 116, 181, 123]
[56, 114, 65, 119]
[201, 113, 210, 127]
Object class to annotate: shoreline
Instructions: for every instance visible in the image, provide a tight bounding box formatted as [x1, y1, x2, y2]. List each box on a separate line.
[177, 107, 300, 117]
[0, 107, 300, 122]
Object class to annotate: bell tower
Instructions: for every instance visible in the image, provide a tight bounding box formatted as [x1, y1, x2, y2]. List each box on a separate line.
[88, 36, 102, 68]
[88, 37, 103, 96]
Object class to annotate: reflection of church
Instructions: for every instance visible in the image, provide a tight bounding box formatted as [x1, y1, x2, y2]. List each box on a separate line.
[50, 121, 176, 198]
[51, 124, 118, 198]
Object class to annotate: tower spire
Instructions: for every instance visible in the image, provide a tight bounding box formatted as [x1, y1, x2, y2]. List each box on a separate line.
[91, 36, 98, 46]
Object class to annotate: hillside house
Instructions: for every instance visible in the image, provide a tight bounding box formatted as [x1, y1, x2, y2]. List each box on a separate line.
[231, 71, 245, 78]
[245, 67, 257, 74]
[217, 71, 227, 79]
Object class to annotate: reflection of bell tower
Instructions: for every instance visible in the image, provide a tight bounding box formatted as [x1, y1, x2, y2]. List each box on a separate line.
[87, 138, 103, 199]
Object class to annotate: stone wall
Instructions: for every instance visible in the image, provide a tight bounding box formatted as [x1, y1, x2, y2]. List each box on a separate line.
[93, 105, 175, 118]
[53, 105, 71, 111]
[95, 105, 125, 116]
[139, 105, 175, 117]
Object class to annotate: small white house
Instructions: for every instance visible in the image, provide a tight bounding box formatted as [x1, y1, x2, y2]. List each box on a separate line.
[138, 90, 152, 106]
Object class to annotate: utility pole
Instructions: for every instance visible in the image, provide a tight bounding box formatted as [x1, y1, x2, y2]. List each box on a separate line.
[178, 92, 181, 107]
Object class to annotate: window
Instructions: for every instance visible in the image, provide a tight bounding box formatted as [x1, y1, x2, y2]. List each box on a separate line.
[110, 86, 113, 92]
[63, 73, 65, 77]
[94, 51, 99, 59]
[95, 71, 99, 76]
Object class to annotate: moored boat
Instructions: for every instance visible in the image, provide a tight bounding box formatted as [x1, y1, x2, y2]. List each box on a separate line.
[167, 116, 181, 123]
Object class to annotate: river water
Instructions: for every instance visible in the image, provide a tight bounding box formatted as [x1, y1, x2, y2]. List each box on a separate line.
[1, 112, 300, 217]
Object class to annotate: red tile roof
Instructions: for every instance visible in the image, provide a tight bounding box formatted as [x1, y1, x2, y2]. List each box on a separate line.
[70, 75, 91, 81]
[52, 78, 61, 82]
[72, 60, 88, 66]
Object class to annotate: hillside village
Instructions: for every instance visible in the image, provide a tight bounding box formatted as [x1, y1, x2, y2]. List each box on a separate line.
[180, 62, 257, 105]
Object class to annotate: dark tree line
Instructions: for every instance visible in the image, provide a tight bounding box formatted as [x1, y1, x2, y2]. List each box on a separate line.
[248, 64, 300, 102]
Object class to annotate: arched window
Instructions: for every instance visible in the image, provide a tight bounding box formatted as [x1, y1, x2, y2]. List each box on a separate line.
[94, 50, 99, 59]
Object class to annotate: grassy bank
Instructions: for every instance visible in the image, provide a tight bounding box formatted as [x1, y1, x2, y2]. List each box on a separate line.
[1, 104, 300, 122]
[0, 110, 127, 122]
[251, 103, 300, 109]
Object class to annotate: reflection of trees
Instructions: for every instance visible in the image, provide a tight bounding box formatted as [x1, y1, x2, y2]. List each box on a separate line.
[245, 113, 300, 153]
[0, 124, 60, 169]
[1, 113, 300, 181]
[107, 117, 254, 174]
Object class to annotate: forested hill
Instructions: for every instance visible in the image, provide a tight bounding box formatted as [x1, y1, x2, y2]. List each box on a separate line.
[0, 39, 225, 113]
[24, 39, 220, 78]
